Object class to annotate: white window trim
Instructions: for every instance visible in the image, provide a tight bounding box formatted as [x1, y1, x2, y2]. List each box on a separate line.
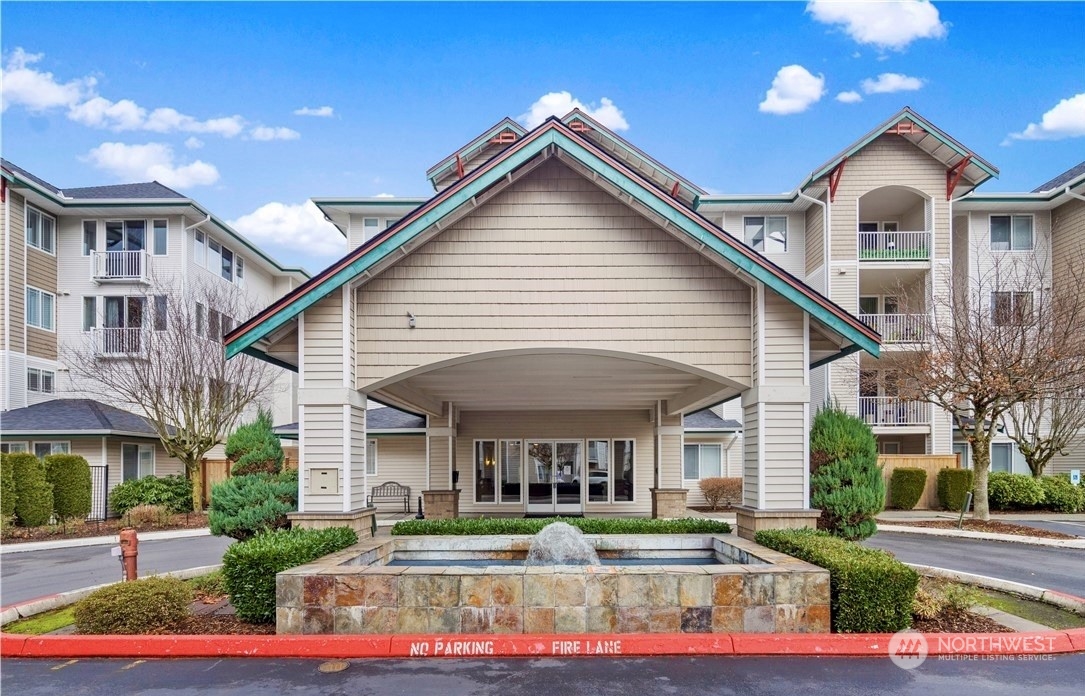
[743, 215, 788, 253]
[27, 366, 56, 394]
[497, 439, 523, 505]
[611, 438, 636, 504]
[121, 442, 156, 481]
[152, 219, 169, 256]
[82, 220, 98, 257]
[32, 441, 71, 457]
[26, 205, 56, 255]
[193, 230, 246, 286]
[1, 442, 29, 453]
[366, 439, 378, 477]
[989, 213, 1035, 252]
[25, 285, 56, 332]
[991, 290, 1033, 326]
[473, 438, 498, 504]
[683, 442, 724, 482]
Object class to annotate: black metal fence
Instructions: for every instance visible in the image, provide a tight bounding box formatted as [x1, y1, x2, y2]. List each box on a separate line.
[88, 465, 108, 520]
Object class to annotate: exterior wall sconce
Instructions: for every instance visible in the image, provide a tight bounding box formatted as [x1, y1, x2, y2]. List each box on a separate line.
[407, 312, 416, 328]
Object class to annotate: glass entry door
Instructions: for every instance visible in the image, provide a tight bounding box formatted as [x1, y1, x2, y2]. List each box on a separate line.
[525, 441, 583, 515]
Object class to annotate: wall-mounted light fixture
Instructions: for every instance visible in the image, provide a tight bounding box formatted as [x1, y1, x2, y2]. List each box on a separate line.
[407, 312, 416, 328]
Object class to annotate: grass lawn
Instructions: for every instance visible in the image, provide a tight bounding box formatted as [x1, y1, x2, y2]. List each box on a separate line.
[4, 607, 76, 635]
[973, 588, 1085, 630]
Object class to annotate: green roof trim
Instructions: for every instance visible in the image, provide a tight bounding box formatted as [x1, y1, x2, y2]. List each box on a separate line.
[226, 121, 879, 361]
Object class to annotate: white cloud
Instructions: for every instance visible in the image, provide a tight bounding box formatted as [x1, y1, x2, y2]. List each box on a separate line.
[1008, 93, 1085, 142]
[84, 142, 220, 188]
[1, 47, 96, 112]
[249, 126, 300, 141]
[836, 91, 863, 104]
[861, 73, 926, 94]
[374, 193, 395, 198]
[184, 136, 204, 149]
[518, 91, 629, 131]
[758, 65, 826, 115]
[228, 201, 344, 257]
[68, 96, 146, 130]
[807, 0, 948, 51]
[294, 105, 334, 117]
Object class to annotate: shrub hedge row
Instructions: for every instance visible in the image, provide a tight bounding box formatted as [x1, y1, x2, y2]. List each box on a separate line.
[989, 472, 1084, 513]
[109, 475, 193, 517]
[222, 526, 358, 623]
[756, 528, 918, 633]
[391, 516, 732, 536]
[44, 454, 93, 523]
[0, 453, 18, 518]
[937, 468, 974, 511]
[9, 452, 54, 527]
[888, 467, 926, 510]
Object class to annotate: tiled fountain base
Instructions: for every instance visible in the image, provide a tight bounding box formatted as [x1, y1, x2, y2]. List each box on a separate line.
[276, 535, 830, 635]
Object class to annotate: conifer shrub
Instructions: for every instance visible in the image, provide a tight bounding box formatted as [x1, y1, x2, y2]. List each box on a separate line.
[225, 409, 284, 476]
[937, 468, 974, 511]
[44, 454, 92, 522]
[209, 469, 298, 541]
[808, 407, 884, 540]
[0, 453, 17, 519]
[74, 576, 192, 634]
[888, 467, 927, 510]
[9, 452, 54, 527]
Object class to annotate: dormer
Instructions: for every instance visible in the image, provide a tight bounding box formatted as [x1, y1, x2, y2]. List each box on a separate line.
[426, 117, 527, 192]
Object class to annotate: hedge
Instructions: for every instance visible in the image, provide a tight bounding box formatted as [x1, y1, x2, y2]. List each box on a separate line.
[9, 452, 53, 527]
[0, 453, 16, 518]
[222, 526, 358, 623]
[44, 454, 92, 522]
[109, 474, 194, 517]
[937, 468, 974, 512]
[1039, 474, 1084, 513]
[756, 528, 918, 633]
[391, 517, 731, 536]
[74, 576, 191, 634]
[209, 470, 298, 541]
[888, 467, 926, 510]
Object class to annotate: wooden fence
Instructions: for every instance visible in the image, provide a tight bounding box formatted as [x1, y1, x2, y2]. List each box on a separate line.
[879, 454, 960, 510]
[198, 446, 299, 507]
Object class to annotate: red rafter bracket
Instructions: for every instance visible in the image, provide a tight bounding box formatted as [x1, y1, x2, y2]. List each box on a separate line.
[828, 157, 847, 203]
[455, 154, 465, 179]
[568, 120, 592, 133]
[946, 155, 972, 200]
[489, 131, 518, 145]
[670, 180, 681, 198]
[886, 121, 927, 136]
[0, 178, 6, 204]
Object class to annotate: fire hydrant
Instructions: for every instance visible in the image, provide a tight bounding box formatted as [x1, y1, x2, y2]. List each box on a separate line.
[119, 527, 139, 581]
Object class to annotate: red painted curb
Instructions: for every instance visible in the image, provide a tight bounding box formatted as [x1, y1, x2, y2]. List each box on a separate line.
[2, 630, 1082, 659]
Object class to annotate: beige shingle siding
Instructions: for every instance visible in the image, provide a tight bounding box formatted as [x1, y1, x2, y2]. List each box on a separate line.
[354, 160, 752, 390]
[762, 403, 806, 507]
[301, 404, 347, 512]
[805, 195, 826, 277]
[428, 434, 451, 490]
[742, 403, 759, 507]
[302, 291, 345, 388]
[1052, 198, 1085, 293]
[764, 289, 805, 383]
[6, 193, 26, 352]
[349, 405, 367, 510]
[367, 435, 427, 511]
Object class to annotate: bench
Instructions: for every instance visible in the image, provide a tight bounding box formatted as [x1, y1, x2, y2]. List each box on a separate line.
[366, 481, 411, 512]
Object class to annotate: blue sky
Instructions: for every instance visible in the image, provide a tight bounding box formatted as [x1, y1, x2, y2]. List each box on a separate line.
[3, 1, 1083, 274]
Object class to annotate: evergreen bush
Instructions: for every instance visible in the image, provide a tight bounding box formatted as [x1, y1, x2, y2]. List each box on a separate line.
[987, 472, 1046, 510]
[225, 409, 284, 476]
[9, 452, 53, 527]
[808, 407, 884, 540]
[222, 526, 358, 623]
[74, 576, 191, 634]
[936, 468, 974, 512]
[44, 454, 92, 522]
[209, 469, 298, 541]
[392, 516, 731, 536]
[888, 467, 927, 510]
[109, 475, 193, 516]
[1038, 474, 1084, 513]
[0, 453, 17, 519]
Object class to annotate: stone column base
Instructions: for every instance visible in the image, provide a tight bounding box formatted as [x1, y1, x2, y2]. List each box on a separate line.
[734, 506, 821, 541]
[288, 508, 378, 539]
[650, 488, 689, 518]
[423, 490, 461, 519]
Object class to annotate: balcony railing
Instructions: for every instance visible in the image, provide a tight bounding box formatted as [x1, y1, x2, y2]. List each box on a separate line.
[92, 327, 146, 357]
[92, 250, 149, 282]
[859, 397, 929, 426]
[858, 313, 926, 343]
[858, 231, 930, 261]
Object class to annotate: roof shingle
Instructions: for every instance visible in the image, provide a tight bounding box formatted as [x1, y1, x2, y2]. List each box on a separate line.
[1, 399, 159, 436]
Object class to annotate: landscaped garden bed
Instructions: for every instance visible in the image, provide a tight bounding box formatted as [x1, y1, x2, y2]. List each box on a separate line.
[882, 519, 1076, 540]
[0, 512, 209, 543]
[389, 516, 731, 536]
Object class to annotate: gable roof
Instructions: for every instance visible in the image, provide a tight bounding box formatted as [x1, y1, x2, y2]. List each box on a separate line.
[63, 181, 186, 199]
[801, 106, 999, 193]
[225, 117, 880, 363]
[426, 117, 527, 190]
[1, 399, 162, 437]
[683, 409, 742, 431]
[1033, 161, 1085, 193]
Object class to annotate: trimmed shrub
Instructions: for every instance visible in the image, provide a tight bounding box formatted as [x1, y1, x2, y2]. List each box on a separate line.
[209, 469, 298, 541]
[937, 468, 974, 512]
[73, 576, 191, 634]
[9, 452, 53, 527]
[126, 504, 173, 526]
[756, 528, 919, 633]
[888, 467, 927, 510]
[808, 407, 884, 541]
[988, 472, 1045, 510]
[0, 453, 17, 519]
[109, 475, 193, 516]
[392, 516, 732, 536]
[1038, 474, 1084, 513]
[223, 526, 358, 623]
[699, 477, 742, 510]
[913, 577, 980, 621]
[44, 454, 92, 522]
[225, 409, 284, 476]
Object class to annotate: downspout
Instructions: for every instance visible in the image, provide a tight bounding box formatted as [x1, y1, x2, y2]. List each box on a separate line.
[797, 191, 828, 293]
[183, 214, 211, 232]
[3, 187, 9, 412]
[1065, 186, 1085, 204]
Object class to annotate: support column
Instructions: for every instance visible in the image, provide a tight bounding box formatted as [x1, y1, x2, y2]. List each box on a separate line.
[651, 404, 687, 517]
[423, 403, 459, 519]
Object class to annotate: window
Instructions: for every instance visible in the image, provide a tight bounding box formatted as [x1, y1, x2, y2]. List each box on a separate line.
[366, 440, 377, 476]
[33, 442, 70, 458]
[683, 443, 722, 480]
[195, 232, 246, 285]
[953, 443, 970, 469]
[83, 297, 97, 332]
[858, 222, 880, 233]
[992, 291, 1033, 325]
[613, 439, 634, 501]
[153, 295, 168, 331]
[858, 296, 880, 315]
[27, 367, 55, 394]
[880, 442, 901, 455]
[0, 442, 29, 454]
[194, 231, 206, 266]
[744, 216, 787, 253]
[122, 443, 155, 481]
[83, 221, 97, 256]
[587, 440, 611, 502]
[153, 220, 168, 255]
[26, 207, 55, 253]
[106, 220, 145, 253]
[196, 303, 206, 337]
[990, 215, 1033, 251]
[500, 440, 521, 503]
[208, 308, 222, 340]
[220, 246, 234, 281]
[363, 218, 380, 242]
[25, 287, 55, 331]
[991, 443, 1013, 473]
[236, 257, 245, 287]
[475, 440, 497, 503]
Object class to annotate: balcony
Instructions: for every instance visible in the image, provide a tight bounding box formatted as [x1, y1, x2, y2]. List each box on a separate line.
[859, 397, 929, 427]
[858, 313, 926, 344]
[92, 250, 149, 283]
[92, 327, 146, 357]
[858, 231, 930, 262]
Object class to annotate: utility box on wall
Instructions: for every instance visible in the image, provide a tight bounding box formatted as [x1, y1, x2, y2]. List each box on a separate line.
[310, 468, 340, 495]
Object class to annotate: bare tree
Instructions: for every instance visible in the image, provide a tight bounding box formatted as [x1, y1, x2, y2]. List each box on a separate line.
[888, 245, 1085, 519]
[65, 276, 280, 511]
[1003, 388, 1085, 477]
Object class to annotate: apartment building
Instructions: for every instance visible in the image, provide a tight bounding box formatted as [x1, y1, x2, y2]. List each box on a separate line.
[0, 160, 309, 512]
